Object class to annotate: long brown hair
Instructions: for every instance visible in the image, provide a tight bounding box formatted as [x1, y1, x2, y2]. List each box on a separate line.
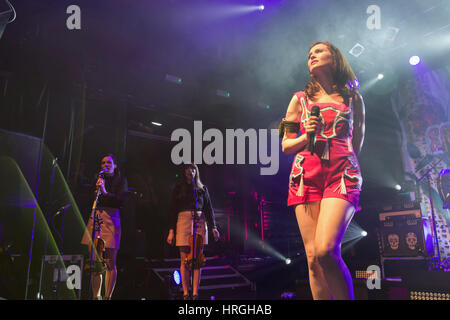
[176, 163, 205, 199]
[304, 41, 357, 102]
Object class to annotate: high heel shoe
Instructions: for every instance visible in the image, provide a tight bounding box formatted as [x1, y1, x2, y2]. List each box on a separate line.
[183, 294, 190, 300]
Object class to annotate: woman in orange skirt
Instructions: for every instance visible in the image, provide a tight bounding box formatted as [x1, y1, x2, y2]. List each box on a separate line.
[166, 164, 220, 300]
[81, 153, 128, 300]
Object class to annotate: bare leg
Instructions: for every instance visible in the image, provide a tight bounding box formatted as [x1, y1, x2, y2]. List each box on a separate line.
[315, 198, 355, 300]
[104, 248, 118, 300]
[87, 245, 103, 299]
[91, 273, 103, 299]
[192, 262, 202, 297]
[295, 202, 332, 299]
[180, 251, 190, 296]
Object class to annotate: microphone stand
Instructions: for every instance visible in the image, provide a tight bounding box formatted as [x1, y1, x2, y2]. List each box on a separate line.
[189, 173, 200, 299]
[43, 157, 58, 257]
[88, 171, 104, 298]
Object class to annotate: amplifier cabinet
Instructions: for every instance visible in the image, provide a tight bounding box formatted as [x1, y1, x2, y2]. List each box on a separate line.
[378, 209, 434, 257]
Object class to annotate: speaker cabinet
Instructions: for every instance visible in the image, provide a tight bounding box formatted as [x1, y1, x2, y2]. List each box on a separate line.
[378, 209, 433, 257]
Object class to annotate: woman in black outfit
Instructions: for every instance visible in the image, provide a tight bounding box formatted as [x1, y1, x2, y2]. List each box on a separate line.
[81, 154, 128, 300]
[166, 164, 220, 300]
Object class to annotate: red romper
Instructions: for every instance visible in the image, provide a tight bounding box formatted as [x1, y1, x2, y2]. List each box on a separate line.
[287, 91, 362, 211]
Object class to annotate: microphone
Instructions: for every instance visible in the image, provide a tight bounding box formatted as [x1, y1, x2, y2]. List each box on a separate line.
[309, 105, 320, 155]
[98, 168, 108, 177]
[55, 204, 71, 216]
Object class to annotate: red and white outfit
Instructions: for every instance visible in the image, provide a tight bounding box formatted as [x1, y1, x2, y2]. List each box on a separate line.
[287, 91, 362, 211]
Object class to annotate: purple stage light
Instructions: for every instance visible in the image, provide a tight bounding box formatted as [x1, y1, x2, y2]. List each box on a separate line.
[409, 55, 420, 66]
[173, 270, 181, 285]
[348, 81, 354, 90]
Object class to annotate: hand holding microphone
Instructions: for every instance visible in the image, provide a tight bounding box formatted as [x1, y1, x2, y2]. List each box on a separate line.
[97, 167, 108, 177]
[306, 106, 320, 155]
[96, 168, 109, 194]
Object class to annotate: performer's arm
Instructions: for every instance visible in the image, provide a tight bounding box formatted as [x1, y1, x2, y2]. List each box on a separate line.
[103, 177, 128, 205]
[352, 91, 365, 157]
[203, 186, 220, 241]
[203, 186, 217, 230]
[281, 95, 313, 154]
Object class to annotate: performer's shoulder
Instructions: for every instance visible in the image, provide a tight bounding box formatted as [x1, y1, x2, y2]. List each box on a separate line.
[293, 90, 305, 99]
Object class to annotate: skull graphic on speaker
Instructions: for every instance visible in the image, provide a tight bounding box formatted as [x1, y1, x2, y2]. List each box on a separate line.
[388, 233, 399, 250]
[405, 232, 418, 250]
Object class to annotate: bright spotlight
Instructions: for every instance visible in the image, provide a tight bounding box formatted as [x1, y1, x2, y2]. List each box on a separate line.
[259, 5, 264, 11]
[361, 231, 368, 237]
[173, 270, 181, 286]
[377, 74, 384, 80]
[395, 184, 402, 191]
[409, 55, 420, 66]
[285, 258, 292, 265]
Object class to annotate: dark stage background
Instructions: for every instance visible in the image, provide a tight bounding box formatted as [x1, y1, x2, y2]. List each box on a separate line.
[0, 0, 449, 300]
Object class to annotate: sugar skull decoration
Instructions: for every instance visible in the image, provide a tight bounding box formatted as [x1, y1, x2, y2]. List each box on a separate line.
[388, 233, 399, 250]
[405, 232, 418, 250]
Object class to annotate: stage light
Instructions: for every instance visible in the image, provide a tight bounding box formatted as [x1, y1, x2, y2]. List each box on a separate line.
[348, 78, 360, 90]
[281, 292, 295, 299]
[409, 56, 420, 66]
[151, 122, 162, 126]
[258, 102, 271, 109]
[377, 74, 384, 80]
[410, 291, 450, 300]
[348, 81, 354, 90]
[395, 184, 402, 191]
[355, 270, 379, 279]
[361, 231, 368, 237]
[285, 258, 292, 265]
[258, 5, 264, 11]
[165, 74, 182, 85]
[173, 270, 181, 286]
[216, 89, 230, 98]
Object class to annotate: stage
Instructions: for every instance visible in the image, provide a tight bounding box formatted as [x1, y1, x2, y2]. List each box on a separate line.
[0, 0, 449, 301]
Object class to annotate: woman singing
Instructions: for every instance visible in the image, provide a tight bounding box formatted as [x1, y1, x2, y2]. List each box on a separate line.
[280, 41, 365, 299]
[166, 164, 220, 300]
[81, 154, 128, 300]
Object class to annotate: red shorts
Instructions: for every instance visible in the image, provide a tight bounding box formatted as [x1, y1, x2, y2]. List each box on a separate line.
[287, 146, 362, 212]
